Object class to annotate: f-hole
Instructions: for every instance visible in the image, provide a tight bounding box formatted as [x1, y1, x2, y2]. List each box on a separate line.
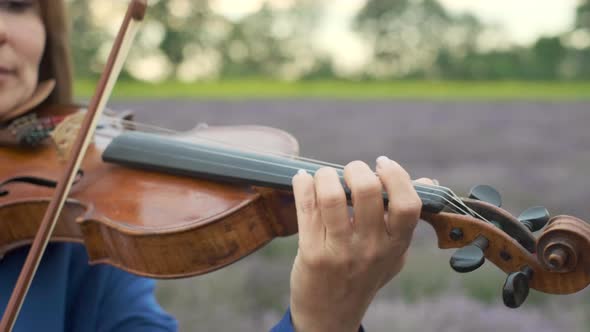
[0, 170, 84, 197]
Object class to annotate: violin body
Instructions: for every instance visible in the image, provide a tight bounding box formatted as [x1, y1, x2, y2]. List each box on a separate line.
[0, 106, 299, 278]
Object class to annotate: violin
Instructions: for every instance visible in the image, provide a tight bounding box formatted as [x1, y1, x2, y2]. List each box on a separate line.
[3, 103, 590, 302]
[2, 0, 590, 330]
[0, 103, 305, 278]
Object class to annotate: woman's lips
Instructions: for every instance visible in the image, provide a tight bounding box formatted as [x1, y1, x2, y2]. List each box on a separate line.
[0, 67, 16, 80]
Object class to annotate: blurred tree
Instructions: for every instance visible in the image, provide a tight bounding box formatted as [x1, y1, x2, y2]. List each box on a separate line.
[220, 0, 323, 80]
[67, 0, 585, 81]
[220, 5, 287, 78]
[575, 0, 590, 29]
[68, 0, 113, 78]
[354, 0, 483, 79]
[528, 37, 566, 80]
[135, 0, 230, 81]
[437, 38, 568, 81]
[464, 50, 527, 80]
[67, 0, 229, 82]
[566, 0, 590, 79]
[68, 0, 323, 81]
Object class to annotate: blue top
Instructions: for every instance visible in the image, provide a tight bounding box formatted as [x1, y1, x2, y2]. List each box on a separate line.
[0, 243, 298, 332]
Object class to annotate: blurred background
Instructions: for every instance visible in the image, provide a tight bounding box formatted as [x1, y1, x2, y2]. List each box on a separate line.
[70, 0, 590, 84]
[69, 0, 590, 331]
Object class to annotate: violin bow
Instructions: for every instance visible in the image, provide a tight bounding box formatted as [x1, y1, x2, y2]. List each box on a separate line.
[0, 1, 147, 330]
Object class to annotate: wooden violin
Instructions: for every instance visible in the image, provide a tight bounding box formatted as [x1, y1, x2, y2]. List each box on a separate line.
[2, 0, 590, 330]
[2, 102, 590, 308]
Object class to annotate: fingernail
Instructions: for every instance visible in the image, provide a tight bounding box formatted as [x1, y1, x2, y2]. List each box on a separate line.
[432, 178, 440, 185]
[297, 169, 308, 176]
[376, 156, 389, 165]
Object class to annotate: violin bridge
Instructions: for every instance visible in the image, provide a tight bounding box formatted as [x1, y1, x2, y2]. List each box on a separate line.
[50, 112, 92, 162]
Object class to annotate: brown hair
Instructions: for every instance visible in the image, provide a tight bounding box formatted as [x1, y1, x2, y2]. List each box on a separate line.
[37, 0, 73, 105]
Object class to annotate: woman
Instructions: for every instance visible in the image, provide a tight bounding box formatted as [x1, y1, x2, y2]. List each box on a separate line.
[0, 1, 428, 331]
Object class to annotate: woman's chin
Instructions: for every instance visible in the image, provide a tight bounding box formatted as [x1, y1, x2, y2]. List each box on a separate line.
[0, 95, 26, 121]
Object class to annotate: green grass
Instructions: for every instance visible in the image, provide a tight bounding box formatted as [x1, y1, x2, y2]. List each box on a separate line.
[74, 79, 590, 101]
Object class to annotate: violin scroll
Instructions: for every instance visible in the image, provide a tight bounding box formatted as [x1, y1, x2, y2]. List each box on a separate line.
[421, 185, 590, 308]
[536, 215, 590, 273]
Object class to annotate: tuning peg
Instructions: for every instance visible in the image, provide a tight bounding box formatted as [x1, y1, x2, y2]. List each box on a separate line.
[468, 185, 502, 207]
[503, 266, 533, 308]
[450, 236, 489, 273]
[518, 206, 550, 232]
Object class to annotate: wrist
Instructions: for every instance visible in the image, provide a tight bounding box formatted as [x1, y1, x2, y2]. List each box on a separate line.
[292, 318, 360, 332]
[290, 299, 362, 332]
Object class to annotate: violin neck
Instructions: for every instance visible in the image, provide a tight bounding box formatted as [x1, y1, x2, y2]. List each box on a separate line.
[102, 132, 446, 213]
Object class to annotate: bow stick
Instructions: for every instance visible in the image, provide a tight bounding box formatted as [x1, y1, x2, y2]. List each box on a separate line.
[0, 1, 147, 330]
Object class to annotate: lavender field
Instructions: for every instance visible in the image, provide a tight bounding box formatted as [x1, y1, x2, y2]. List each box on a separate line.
[113, 100, 590, 331]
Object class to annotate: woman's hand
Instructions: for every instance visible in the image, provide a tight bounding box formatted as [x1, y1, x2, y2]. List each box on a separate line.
[289, 156, 429, 332]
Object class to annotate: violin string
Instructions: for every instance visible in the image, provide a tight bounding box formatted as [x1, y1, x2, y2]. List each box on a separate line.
[97, 115, 490, 221]
[437, 188, 490, 221]
[137, 126, 490, 221]
[114, 140, 481, 219]
[99, 115, 353, 169]
[97, 118, 486, 220]
[98, 116, 493, 221]
[98, 114, 483, 220]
